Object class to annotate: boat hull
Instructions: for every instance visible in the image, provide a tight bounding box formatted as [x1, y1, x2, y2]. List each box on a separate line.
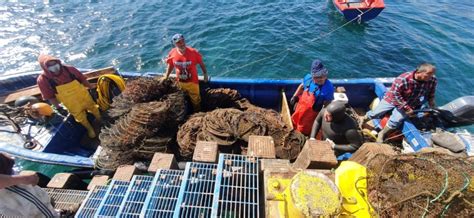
[1, 70, 472, 168]
[340, 7, 384, 22]
[333, 0, 385, 22]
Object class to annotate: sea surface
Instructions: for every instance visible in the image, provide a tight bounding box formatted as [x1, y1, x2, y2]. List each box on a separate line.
[1, 1, 473, 173]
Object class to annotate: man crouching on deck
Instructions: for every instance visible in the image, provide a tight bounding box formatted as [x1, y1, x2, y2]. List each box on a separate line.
[37, 54, 101, 138]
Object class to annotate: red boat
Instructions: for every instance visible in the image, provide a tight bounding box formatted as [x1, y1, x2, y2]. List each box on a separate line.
[333, 0, 385, 23]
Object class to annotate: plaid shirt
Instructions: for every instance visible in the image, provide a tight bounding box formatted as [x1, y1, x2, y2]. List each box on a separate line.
[384, 71, 437, 111]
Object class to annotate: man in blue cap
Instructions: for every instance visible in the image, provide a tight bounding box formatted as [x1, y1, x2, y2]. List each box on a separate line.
[290, 59, 334, 135]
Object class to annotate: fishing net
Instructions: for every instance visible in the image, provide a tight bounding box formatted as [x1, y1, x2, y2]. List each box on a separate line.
[96, 78, 188, 170]
[234, 111, 268, 141]
[201, 88, 241, 111]
[366, 152, 474, 217]
[98, 82, 306, 167]
[275, 130, 306, 160]
[177, 96, 305, 160]
[200, 108, 242, 146]
[105, 77, 180, 122]
[176, 113, 206, 159]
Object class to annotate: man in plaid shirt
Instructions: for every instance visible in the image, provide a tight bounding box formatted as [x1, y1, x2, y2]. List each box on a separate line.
[364, 63, 437, 142]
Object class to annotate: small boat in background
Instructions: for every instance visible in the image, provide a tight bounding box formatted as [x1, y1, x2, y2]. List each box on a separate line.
[333, 0, 385, 23]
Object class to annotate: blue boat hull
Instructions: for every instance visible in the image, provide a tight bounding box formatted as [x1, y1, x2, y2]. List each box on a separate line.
[340, 7, 384, 22]
[1, 70, 470, 167]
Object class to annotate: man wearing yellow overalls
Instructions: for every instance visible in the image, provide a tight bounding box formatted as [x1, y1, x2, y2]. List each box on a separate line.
[37, 54, 100, 138]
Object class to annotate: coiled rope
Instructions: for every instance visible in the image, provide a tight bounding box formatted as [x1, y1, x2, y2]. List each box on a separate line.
[96, 74, 126, 111]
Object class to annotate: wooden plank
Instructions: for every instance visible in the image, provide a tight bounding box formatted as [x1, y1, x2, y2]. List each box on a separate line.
[3, 66, 116, 104]
[280, 90, 294, 130]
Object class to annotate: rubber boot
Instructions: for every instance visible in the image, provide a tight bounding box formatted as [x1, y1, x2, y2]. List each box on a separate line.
[89, 106, 102, 121]
[377, 126, 394, 143]
[79, 120, 97, 138]
[358, 115, 370, 129]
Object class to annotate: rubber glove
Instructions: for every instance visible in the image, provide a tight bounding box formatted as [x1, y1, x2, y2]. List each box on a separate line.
[325, 138, 336, 149]
[290, 95, 299, 106]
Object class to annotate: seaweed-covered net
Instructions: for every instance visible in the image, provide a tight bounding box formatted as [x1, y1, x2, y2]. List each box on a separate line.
[366, 152, 474, 217]
[96, 77, 187, 170]
[177, 89, 305, 160]
[201, 88, 241, 111]
[105, 77, 180, 121]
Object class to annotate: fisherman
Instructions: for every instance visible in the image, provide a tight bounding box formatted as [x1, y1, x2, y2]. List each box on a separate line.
[309, 101, 364, 155]
[37, 54, 101, 138]
[290, 59, 334, 135]
[362, 63, 437, 142]
[0, 153, 59, 217]
[164, 33, 209, 111]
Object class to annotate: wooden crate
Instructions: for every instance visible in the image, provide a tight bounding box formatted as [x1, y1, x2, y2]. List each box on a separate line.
[260, 159, 290, 172]
[112, 165, 137, 182]
[87, 175, 109, 190]
[192, 141, 218, 163]
[292, 140, 337, 170]
[47, 173, 85, 189]
[148, 152, 178, 173]
[349, 143, 396, 167]
[248, 135, 276, 159]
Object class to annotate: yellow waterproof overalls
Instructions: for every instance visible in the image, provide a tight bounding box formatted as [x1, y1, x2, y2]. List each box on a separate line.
[178, 81, 201, 111]
[55, 80, 101, 138]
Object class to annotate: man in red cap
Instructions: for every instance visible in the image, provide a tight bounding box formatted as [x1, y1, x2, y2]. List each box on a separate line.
[164, 33, 209, 111]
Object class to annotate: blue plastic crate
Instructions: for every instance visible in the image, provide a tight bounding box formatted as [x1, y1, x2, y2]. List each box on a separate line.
[173, 162, 217, 218]
[75, 185, 108, 218]
[402, 121, 430, 151]
[141, 169, 184, 218]
[94, 180, 130, 218]
[212, 154, 260, 218]
[116, 175, 153, 218]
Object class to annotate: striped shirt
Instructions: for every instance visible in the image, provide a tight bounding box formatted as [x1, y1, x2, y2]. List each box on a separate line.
[0, 185, 58, 217]
[384, 71, 437, 111]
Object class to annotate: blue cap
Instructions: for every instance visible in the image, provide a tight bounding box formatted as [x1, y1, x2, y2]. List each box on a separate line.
[171, 33, 184, 44]
[311, 59, 328, 77]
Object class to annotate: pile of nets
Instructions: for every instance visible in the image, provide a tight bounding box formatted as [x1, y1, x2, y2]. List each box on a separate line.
[201, 88, 241, 111]
[104, 77, 180, 121]
[366, 152, 474, 217]
[177, 89, 305, 160]
[96, 82, 306, 169]
[96, 77, 188, 170]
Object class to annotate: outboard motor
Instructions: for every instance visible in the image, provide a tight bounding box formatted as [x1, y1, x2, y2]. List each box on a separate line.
[437, 96, 474, 127]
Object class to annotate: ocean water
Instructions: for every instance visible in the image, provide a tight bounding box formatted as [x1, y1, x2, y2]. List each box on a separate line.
[1, 1, 473, 172]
